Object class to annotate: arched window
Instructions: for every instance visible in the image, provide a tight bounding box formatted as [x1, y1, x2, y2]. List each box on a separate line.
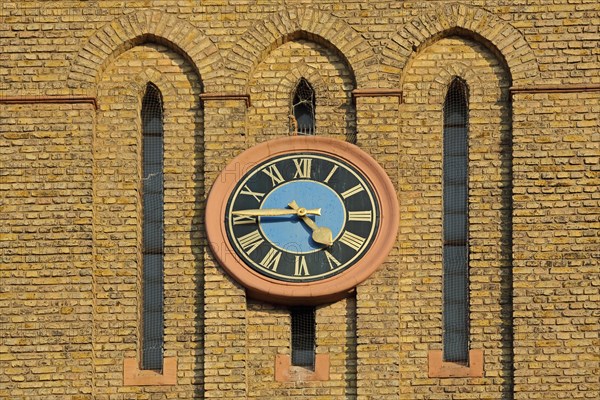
[291, 78, 316, 135]
[290, 79, 317, 368]
[141, 83, 164, 371]
[442, 77, 469, 363]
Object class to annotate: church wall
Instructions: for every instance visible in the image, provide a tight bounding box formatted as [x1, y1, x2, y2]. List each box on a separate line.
[397, 36, 513, 399]
[1, 1, 598, 399]
[0, 103, 95, 398]
[512, 90, 600, 400]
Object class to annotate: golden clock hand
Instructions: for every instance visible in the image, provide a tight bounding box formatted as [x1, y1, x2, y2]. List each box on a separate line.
[288, 201, 333, 246]
[231, 208, 321, 217]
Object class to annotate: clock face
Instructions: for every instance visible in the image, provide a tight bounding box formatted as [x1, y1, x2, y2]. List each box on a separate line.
[205, 136, 398, 305]
[225, 153, 379, 282]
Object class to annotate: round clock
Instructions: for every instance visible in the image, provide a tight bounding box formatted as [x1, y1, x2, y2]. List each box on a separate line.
[205, 136, 398, 305]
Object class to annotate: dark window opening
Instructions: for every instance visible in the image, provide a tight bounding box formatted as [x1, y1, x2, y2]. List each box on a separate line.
[442, 77, 469, 364]
[141, 83, 164, 371]
[292, 78, 316, 135]
[291, 306, 316, 368]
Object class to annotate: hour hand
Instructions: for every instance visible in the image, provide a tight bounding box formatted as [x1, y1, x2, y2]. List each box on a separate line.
[288, 201, 333, 246]
[231, 208, 321, 217]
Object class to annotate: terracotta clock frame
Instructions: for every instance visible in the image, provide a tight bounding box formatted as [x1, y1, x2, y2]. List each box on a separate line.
[205, 136, 399, 305]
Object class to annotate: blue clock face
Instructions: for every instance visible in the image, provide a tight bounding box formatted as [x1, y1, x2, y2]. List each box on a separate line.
[226, 153, 380, 282]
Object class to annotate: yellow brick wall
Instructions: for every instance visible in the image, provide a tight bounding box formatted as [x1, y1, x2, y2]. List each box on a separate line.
[512, 91, 600, 399]
[1, 103, 95, 399]
[248, 39, 355, 142]
[92, 44, 203, 398]
[397, 36, 513, 398]
[1, 1, 598, 400]
[354, 94, 401, 399]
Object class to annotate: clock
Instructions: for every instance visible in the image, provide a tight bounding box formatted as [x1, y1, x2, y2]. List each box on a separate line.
[205, 136, 398, 305]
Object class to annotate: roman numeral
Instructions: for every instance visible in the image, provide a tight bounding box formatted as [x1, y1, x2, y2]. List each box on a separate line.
[237, 230, 263, 255]
[339, 230, 366, 251]
[294, 255, 309, 276]
[293, 158, 312, 179]
[324, 250, 342, 270]
[323, 165, 338, 184]
[348, 210, 372, 222]
[240, 185, 264, 202]
[262, 165, 285, 186]
[232, 215, 257, 225]
[259, 248, 282, 271]
[341, 184, 364, 199]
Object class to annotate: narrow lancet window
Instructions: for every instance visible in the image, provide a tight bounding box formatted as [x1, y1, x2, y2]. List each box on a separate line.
[141, 83, 164, 370]
[291, 306, 316, 368]
[442, 78, 469, 363]
[291, 78, 316, 135]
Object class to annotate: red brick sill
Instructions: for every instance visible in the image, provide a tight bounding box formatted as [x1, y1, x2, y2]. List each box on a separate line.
[428, 349, 483, 378]
[123, 357, 177, 386]
[275, 354, 330, 382]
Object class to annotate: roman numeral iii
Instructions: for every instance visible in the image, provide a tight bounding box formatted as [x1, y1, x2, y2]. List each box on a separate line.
[348, 210, 372, 222]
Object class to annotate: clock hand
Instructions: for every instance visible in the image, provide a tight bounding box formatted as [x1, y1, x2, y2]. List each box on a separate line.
[231, 208, 322, 217]
[288, 200, 333, 246]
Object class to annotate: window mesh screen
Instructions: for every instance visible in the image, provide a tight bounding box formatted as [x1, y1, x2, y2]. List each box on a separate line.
[141, 83, 164, 371]
[291, 306, 316, 368]
[442, 78, 469, 363]
[291, 78, 316, 135]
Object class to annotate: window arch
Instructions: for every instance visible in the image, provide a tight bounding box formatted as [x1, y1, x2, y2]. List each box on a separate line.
[291, 78, 316, 135]
[141, 83, 164, 371]
[442, 77, 469, 363]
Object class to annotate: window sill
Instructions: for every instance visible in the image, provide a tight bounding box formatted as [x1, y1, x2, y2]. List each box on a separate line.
[123, 357, 177, 386]
[275, 354, 330, 382]
[428, 349, 483, 378]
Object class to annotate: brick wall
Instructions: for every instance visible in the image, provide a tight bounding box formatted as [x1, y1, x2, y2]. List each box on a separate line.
[512, 91, 600, 400]
[0, 103, 94, 399]
[248, 38, 355, 142]
[397, 36, 513, 399]
[1, 1, 598, 399]
[92, 43, 203, 398]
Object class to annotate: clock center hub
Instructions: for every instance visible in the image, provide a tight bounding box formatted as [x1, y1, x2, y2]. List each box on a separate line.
[259, 180, 345, 254]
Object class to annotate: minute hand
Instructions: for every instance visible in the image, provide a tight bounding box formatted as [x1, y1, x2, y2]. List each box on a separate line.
[232, 208, 321, 217]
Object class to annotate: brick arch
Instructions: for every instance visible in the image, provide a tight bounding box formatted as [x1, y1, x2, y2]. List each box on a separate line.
[128, 67, 180, 108]
[226, 7, 377, 90]
[382, 3, 538, 86]
[426, 62, 487, 102]
[136, 68, 178, 98]
[274, 62, 344, 135]
[68, 9, 223, 94]
[275, 62, 329, 105]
